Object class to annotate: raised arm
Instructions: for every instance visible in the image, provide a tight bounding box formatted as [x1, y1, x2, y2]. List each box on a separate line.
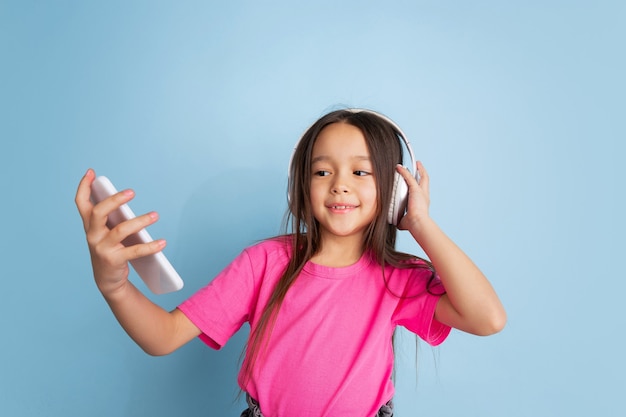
[75, 169, 200, 355]
[397, 162, 506, 336]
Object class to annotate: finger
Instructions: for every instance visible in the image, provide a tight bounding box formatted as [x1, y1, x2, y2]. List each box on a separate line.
[416, 161, 429, 195]
[89, 188, 135, 228]
[107, 211, 159, 245]
[396, 164, 418, 188]
[75, 169, 96, 230]
[91, 211, 163, 267]
[105, 212, 166, 260]
[86, 189, 136, 247]
[122, 238, 167, 261]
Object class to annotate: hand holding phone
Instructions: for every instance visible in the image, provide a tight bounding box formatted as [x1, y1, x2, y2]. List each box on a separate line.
[90, 176, 184, 294]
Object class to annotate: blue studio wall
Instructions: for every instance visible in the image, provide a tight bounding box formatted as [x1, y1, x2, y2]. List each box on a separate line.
[1, 1, 624, 416]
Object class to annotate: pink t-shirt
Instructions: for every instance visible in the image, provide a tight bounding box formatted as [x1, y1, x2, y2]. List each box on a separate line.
[178, 238, 450, 417]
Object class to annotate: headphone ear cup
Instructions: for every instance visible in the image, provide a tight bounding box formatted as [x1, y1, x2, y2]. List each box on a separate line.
[388, 171, 409, 225]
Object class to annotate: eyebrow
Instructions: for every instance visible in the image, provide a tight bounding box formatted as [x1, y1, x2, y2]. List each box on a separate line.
[311, 155, 371, 164]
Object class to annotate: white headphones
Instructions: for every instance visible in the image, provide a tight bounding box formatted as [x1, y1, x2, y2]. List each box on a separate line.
[289, 109, 417, 226]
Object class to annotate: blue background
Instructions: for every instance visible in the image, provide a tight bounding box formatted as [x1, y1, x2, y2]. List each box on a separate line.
[1, 1, 624, 416]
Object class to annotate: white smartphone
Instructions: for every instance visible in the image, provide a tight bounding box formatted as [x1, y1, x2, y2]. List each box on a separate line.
[90, 176, 184, 294]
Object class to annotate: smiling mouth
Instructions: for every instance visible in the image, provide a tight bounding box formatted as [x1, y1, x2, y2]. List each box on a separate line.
[329, 205, 357, 210]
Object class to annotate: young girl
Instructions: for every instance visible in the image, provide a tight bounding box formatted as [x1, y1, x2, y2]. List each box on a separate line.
[75, 108, 506, 417]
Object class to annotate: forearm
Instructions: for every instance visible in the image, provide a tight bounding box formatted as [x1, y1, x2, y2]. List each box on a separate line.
[410, 217, 506, 335]
[101, 282, 189, 356]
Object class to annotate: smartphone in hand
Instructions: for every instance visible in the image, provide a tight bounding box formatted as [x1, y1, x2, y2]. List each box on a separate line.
[90, 176, 184, 294]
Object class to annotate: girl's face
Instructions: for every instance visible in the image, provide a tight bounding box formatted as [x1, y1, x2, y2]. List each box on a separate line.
[309, 122, 378, 244]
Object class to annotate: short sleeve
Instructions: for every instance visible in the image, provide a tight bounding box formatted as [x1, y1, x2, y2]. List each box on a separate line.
[392, 269, 451, 346]
[178, 249, 257, 350]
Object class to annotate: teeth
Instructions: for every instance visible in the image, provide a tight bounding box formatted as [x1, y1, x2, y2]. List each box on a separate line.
[334, 206, 349, 209]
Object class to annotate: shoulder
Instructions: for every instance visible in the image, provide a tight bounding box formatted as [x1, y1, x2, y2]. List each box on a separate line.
[380, 256, 442, 296]
[391, 256, 435, 278]
[243, 235, 292, 262]
[235, 236, 293, 280]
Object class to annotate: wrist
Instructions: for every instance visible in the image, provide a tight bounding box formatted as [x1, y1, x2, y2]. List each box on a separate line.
[407, 215, 438, 242]
[98, 279, 134, 304]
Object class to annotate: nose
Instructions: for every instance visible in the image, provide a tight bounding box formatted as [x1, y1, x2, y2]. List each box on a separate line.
[331, 172, 350, 194]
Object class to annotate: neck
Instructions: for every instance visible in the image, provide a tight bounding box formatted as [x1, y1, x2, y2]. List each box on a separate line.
[309, 233, 365, 267]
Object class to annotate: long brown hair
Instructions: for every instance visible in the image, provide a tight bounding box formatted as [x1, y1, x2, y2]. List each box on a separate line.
[240, 109, 436, 386]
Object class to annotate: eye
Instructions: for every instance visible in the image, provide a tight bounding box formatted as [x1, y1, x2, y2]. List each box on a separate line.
[314, 170, 330, 177]
[354, 170, 371, 176]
